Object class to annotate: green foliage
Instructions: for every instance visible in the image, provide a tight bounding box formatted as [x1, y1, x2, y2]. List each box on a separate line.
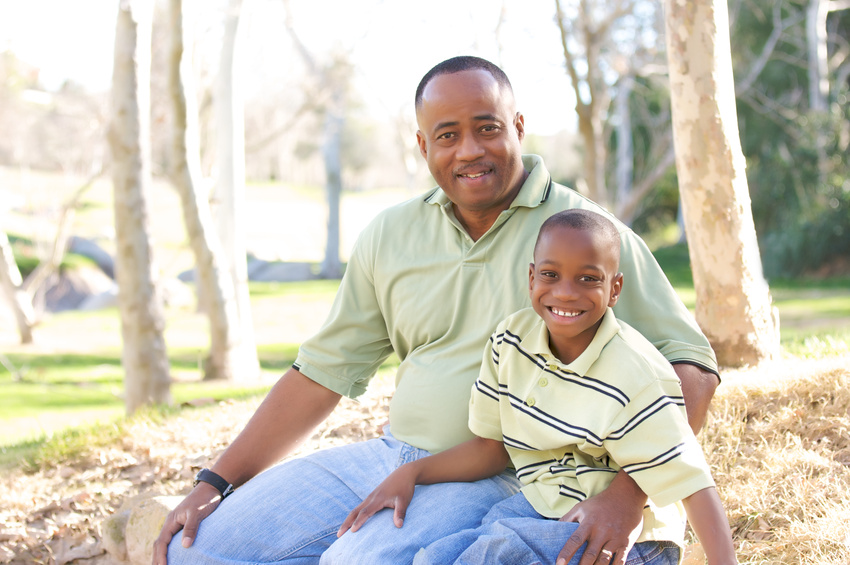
[731, 0, 850, 277]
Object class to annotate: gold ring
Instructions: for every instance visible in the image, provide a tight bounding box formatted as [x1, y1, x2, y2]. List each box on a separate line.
[601, 549, 614, 559]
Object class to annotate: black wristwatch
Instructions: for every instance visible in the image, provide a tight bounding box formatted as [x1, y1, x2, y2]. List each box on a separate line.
[194, 468, 235, 499]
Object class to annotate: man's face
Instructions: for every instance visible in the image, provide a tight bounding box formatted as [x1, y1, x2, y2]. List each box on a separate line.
[415, 69, 526, 219]
[528, 225, 623, 364]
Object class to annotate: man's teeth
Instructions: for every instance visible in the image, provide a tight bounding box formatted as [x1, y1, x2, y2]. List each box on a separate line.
[461, 172, 486, 178]
[550, 308, 581, 317]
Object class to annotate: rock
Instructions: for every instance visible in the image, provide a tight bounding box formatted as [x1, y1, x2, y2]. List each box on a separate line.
[68, 236, 115, 279]
[682, 542, 706, 564]
[102, 493, 182, 565]
[125, 496, 182, 565]
[43, 268, 116, 311]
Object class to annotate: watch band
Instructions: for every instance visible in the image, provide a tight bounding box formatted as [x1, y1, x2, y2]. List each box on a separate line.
[194, 468, 234, 499]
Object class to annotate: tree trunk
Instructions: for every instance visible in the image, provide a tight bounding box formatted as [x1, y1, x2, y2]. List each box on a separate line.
[213, 0, 259, 380]
[320, 88, 343, 279]
[0, 229, 35, 344]
[168, 0, 244, 381]
[108, 0, 172, 413]
[665, 0, 780, 367]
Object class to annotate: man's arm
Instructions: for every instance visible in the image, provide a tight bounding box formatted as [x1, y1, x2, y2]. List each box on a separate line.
[555, 363, 720, 565]
[152, 368, 342, 565]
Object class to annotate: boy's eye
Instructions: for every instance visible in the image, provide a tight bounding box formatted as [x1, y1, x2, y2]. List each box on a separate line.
[579, 275, 600, 283]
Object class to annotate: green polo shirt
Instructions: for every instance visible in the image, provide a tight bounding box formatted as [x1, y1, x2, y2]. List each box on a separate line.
[294, 155, 717, 454]
[469, 307, 715, 545]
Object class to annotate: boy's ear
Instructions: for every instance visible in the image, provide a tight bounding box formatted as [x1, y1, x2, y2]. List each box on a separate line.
[528, 263, 535, 291]
[608, 272, 624, 307]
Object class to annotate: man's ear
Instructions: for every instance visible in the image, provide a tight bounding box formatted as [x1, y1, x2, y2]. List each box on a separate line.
[514, 112, 525, 142]
[608, 272, 624, 307]
[416, 130, 427, 159]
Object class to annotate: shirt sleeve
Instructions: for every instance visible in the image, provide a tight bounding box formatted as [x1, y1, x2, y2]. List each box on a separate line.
[614, 229, 718, 375]
[467, 329, 504, 442]
[294, 226, 395, 399]
[603, 376, 715, 508]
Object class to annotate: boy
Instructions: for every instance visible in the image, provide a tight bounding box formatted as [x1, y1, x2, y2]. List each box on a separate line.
[337, 209, 737, 565]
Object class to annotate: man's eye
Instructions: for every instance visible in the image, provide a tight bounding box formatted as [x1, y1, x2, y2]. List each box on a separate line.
[437, 132, 455, 140]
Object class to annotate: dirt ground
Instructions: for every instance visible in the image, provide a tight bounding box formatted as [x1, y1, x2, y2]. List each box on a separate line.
[0, 373, 394, 564]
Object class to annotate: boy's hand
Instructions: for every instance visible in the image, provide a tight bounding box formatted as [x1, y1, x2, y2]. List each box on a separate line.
[337, 465, 417, 536]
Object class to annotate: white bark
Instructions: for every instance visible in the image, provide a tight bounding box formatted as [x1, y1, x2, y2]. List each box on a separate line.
[109, 0, 172, 412]
[665, 0, 780, 366]
[0, 229, 35, 344]
[168, 0, 244, 381]
[213, 0, 259, 379]
[807, 0, 830, 113]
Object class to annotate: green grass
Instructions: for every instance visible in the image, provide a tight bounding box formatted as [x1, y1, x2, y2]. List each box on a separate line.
[1, 247, 847, 471]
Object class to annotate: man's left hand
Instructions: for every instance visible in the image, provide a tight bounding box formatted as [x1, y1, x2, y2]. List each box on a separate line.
[554, 473, 644, 565]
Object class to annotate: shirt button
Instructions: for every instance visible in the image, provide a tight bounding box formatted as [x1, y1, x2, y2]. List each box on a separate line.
[526, 397, 536, 407]
[547, 363, 558, 371]
[539, 378, 548, 387]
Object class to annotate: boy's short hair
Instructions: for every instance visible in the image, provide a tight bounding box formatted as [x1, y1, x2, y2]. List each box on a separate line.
[534, 209, 621, 264]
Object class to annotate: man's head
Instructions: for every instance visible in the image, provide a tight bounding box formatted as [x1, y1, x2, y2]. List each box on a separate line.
[414, 56, 513, 111]
[414, 56, 527, 229]
[529, 209, 623, 364]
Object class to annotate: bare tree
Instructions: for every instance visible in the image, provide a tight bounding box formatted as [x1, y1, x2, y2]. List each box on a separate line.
[168, 0, 249, 381]
[665, 0, 780, 366]
[108, 0, 172, 412]
[283, 0, 353, 279]
[212, 0, 260, 379]
[0, 229, 35, 344]
[553, 0, 675, 225]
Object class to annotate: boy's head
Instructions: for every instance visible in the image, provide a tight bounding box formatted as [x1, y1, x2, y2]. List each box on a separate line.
[529, 209, 623, 364]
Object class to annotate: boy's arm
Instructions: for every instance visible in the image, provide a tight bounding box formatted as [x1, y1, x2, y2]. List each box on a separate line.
[682, 487, 738, 564]
[338, 436, 509, 535]
[555, 363, 718, 565]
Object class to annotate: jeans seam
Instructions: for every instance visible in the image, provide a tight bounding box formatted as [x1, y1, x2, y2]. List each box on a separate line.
[278, 526, 339, 560]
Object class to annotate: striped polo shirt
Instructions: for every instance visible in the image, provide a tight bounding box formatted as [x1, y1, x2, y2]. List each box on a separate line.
[469, 307, 715, 545]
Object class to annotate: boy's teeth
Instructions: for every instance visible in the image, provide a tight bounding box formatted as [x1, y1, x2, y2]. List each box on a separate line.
[551, 308, 580, 317]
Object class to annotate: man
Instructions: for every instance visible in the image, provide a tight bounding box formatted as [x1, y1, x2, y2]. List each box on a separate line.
[154, 56, 720, 565]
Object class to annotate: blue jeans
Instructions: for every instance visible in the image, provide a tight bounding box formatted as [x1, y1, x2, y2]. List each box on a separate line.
[166, 432, 520, 564]
[413, 493, 681, 565]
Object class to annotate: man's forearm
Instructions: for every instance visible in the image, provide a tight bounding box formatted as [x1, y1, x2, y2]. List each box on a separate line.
[673, 363, 720, 434]
[210, 367, 342, 488]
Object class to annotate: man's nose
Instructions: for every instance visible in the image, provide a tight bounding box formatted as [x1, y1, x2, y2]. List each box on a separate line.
[456, 133, 485, 161]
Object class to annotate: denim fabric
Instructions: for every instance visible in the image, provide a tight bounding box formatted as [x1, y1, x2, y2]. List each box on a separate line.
[413, 493, 681, 565]
[166, 433, 520, 564]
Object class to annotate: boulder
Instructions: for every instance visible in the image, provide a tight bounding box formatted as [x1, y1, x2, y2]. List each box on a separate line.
[102, 494, 182, 565]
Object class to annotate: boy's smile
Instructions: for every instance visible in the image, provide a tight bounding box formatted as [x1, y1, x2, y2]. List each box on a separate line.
[529, 224, 623, 364]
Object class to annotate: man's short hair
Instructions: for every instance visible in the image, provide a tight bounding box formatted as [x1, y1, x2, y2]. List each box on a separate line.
[415, 56, 513, 109]
[535, 209, 621, 261]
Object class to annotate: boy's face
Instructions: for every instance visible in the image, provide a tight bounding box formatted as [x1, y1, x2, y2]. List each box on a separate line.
[528, 225, 623, 364]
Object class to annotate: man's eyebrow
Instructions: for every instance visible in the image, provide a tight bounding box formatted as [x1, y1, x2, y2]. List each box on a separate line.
[433, 114, 502, 132]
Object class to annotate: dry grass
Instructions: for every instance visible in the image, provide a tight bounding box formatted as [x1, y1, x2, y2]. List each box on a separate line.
[2, 356, 849, 564]
[702, 354, 850, 564]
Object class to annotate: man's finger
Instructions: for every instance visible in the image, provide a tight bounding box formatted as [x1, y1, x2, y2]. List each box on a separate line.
[555, 531, 587, 565]
[179, 513, 199, 548]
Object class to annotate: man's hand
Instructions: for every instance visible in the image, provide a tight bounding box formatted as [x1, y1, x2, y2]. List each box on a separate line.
[555, 471, 645, 565]
[337, 465, 417, 536]
[152, 483, 222, 565]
